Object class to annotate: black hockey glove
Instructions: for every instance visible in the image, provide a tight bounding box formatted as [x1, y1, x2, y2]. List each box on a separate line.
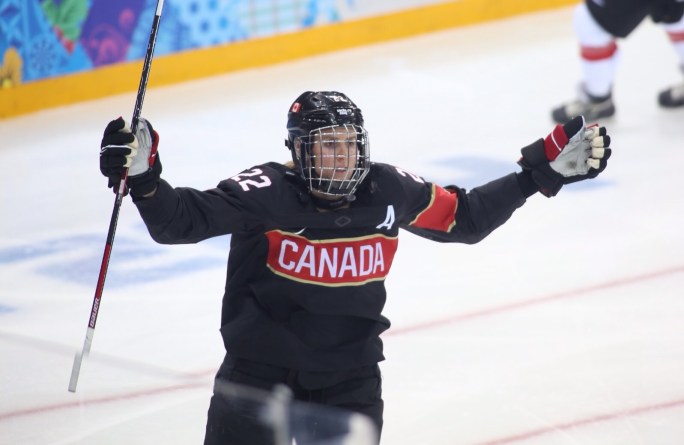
[518, 116, 611, 197]
[651, 0, 684, 23]
[99, 117, 161, 198]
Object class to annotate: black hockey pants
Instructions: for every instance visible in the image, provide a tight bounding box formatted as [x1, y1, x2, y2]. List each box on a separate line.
[203, 354, 383, 445]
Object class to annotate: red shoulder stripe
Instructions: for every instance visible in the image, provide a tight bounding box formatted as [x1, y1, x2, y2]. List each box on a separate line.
[409, 184, 458, 232]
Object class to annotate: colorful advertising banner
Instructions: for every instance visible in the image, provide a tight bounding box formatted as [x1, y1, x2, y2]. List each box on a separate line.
[0, 0, 456, 87]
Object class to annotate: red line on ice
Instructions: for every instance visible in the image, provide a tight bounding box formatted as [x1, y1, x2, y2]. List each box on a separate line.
[0, 265, 682, 426]
[0, 380, 212, 422]
[384, 265, 684, 337]
[476, 397, 684, 445]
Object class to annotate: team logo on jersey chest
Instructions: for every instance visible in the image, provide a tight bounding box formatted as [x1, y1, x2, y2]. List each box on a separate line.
[265, 230, 398, 286]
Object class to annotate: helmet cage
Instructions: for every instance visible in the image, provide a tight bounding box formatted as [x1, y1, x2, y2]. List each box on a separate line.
[294, 124, 370, 198]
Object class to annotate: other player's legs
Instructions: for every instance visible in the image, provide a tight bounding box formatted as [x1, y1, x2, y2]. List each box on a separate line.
[658, 18, 684, 108]
[552, 2, 623, 123]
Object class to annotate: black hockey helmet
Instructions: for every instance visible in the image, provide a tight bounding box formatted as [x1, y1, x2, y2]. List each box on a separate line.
[285, 91, 370, 198]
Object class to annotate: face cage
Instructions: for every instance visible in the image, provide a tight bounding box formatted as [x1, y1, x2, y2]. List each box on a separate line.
[296, 124, 370, 198]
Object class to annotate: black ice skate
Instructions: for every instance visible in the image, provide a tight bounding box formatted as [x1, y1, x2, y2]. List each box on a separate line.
[658, 81, 684, 108]
[551, 86, 615, 124]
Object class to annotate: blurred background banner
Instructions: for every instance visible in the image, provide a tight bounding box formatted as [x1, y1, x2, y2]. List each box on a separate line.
[0, 0, 576, 118]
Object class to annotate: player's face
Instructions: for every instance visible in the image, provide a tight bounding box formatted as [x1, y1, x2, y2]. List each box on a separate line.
[309, 125, 359, 183]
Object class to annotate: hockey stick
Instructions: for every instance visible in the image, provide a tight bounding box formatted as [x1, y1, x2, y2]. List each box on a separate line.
[68, 0, 165, 393]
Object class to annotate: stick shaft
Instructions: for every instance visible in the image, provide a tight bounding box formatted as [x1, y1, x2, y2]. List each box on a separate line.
[131, 0, 165, 133]
[69, 0, 165, 393]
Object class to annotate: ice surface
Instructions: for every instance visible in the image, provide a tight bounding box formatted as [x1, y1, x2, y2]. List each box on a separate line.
[1, 7, 683, 445]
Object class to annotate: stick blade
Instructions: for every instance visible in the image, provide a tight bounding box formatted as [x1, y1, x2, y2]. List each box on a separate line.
[68, 351, 84, 393]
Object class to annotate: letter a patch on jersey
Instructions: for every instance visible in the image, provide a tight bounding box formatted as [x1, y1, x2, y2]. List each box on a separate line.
[265, 230, 398, 286]
[376, 205, 395, 230]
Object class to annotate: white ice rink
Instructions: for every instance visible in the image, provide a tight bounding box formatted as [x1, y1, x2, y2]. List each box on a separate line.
[1, 6, 683, 445]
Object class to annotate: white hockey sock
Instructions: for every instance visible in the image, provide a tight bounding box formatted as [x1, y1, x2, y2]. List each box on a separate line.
[573, 2, 618, 98]
[663, 19, 684, 72]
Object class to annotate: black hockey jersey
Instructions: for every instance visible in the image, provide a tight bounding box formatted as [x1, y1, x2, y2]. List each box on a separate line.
[134, 162, 532, 371]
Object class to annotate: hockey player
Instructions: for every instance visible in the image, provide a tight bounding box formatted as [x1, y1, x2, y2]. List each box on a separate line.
[552, 0, 684, 123]
[99, 91, 612, 444]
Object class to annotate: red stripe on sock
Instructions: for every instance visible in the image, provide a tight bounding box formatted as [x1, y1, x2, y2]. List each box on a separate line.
[580, 41, 617, 61]
[667, 31, 684, 42]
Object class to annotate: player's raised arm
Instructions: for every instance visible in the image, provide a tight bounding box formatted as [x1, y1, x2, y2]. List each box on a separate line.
[402, 115, 612, 244]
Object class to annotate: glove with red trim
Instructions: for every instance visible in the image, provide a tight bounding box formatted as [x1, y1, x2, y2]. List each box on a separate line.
[99, 117, 161, 198]
[518, 116, 611, 197]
